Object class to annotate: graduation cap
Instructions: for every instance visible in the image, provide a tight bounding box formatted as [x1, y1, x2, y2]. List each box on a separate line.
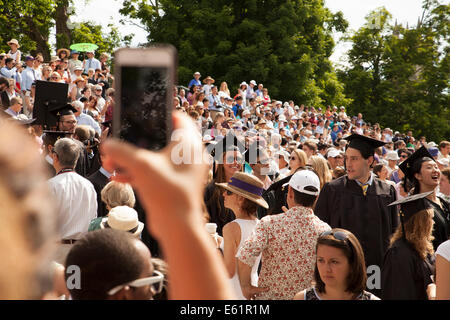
[344, 134, 386, 156]
[388, 191, 433, 223]
[398, 146, 435, 182]
[42, 130, 71, 146]
[207, 132, 246, 179]
[50, 103, 77, 120]
[206, 132, 246, 160]
[244, 139, 266, 164]
[33, 80, 69, 129]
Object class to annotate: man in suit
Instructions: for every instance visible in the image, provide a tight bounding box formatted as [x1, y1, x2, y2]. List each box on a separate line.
[87, 151, 113, 218]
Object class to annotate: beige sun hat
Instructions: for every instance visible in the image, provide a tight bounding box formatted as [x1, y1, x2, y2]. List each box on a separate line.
[101, 206, 144, 237]
[216, 172, 269, 209]
[7, 39, 20, 48]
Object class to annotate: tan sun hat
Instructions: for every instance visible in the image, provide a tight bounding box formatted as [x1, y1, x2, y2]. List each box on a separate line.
[216, 172, 268, 209]
[56, 48, 70, 57]
[203, 76, 215, 84]
[7, 39, 20, 48]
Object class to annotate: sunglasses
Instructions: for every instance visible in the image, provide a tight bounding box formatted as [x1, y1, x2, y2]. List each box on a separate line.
[225, 156, 243, 163]
[107, 270, 164, 296]
[400, 155, 408, 159]
[320, 230, 348, 241]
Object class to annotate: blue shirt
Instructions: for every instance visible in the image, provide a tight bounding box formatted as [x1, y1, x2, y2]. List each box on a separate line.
[83, 58, 101, 74]
[188, 78, 201, 89]
[76, 113, 101, 135]
[21, 67, 40, 91]
[232, 104, 242, 117]
[355, 173, 374, 188]
[0, 66, 17, 79]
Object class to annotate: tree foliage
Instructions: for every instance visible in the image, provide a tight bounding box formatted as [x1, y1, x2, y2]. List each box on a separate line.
[0, 0, 56, 60]
[338, 1, 449, 142]
[120, 0, 350, 107]
[0, 0, 133, 61]
[71, 22, 133, 59]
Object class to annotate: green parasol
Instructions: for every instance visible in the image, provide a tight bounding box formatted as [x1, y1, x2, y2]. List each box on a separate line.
[70, 43, 99, 52]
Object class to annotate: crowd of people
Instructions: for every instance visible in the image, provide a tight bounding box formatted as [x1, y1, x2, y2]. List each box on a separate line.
[0, 40, 449, 301]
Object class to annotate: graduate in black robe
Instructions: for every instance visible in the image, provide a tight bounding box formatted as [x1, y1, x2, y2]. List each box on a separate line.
[381, 192, 436, 300]
[314, 134, 399, 290]
[398, 146, 450, 251]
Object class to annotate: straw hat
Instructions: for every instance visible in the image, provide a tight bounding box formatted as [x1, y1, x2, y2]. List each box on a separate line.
[7, 39, 20, 48]
[100, 206, 144, 237]
[216, 172, 269, 209]
[203, 76, 215, 84]
[57, 48, 70, 57]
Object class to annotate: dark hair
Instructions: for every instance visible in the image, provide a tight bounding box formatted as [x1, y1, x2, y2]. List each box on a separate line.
[0, 77, 10, 87]
[292, 186, 318, 208]
[5, 58, 14, 65]
[314, 228, 367, 296]
[404, 157, 435, 194]
[65, 229, 146, 300]
[240, 197, 258, 217]
[372, 163, 384, 177]
[79, 97, 88, 103]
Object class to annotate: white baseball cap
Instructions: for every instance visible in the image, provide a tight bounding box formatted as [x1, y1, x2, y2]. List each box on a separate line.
[327, 148, 342, 158]
[284, 170, 321, 195]
[250, 80, 257, 85]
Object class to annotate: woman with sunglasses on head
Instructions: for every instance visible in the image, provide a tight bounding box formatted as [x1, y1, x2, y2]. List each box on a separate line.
[294, 228, 379, 300]
[381, 192, 436, 300]
[217, 172, 268, 299]
[204, 141, 244, 236]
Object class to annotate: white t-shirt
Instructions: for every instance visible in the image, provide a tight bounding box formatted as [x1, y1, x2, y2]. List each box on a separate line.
[436, 240, 450, 262]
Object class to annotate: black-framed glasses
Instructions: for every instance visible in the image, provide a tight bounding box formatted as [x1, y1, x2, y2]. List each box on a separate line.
[320, 230, 348, 241]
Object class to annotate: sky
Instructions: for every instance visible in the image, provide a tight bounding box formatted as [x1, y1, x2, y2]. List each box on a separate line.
[69, 0, 428, 66]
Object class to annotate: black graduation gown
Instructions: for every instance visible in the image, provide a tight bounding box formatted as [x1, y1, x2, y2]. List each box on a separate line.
[257, 173, 292, 218]
[87, 170, 109, 218]
[204, 180, 235, 236]
[134, 192, 161, 258]
[426, 197, 450, 251]
[314, 175, 399, 271]
[73, 139, 90, 177]
[381, 238, 435, 300]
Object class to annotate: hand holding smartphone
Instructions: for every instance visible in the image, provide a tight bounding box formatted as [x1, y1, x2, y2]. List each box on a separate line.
[113, 46, 177, 150]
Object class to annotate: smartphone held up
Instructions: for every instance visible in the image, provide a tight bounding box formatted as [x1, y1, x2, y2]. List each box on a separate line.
[113, 46, 177, 150]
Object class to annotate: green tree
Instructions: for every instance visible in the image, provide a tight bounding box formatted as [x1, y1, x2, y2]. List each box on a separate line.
[120, 0, 350, 107]
[0, 0, 56, 60]
[0, 0, 132, 61]
[71, 22, 133, 59]
[338, 2, 449, 142]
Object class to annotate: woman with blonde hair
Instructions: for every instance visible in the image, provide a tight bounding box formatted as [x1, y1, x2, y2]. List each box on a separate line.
[88, 181, 136, 232]
[219, 81, 230, 98]
[288, 149, 308, 176]
[381, 192, 436, 300]
[307, 155, 332, 190]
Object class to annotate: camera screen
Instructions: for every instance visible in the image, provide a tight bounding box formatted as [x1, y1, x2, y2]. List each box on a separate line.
[119, 66, 169, 150]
